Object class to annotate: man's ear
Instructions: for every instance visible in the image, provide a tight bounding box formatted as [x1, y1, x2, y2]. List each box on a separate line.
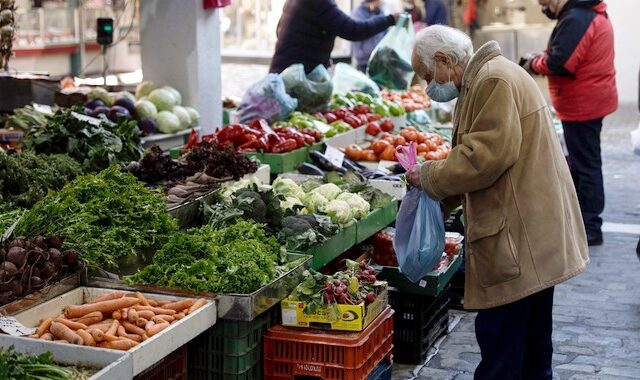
[434, 51, 453, 66]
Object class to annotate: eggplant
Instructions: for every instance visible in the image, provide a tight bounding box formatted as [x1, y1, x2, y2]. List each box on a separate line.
[342, 157, 366, 172]
[362, 169, 388, 179]
[309, 151, 346, 174]
[297, 162, 325, 176]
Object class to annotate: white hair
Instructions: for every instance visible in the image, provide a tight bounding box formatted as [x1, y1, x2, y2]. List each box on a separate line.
[413, 25, 474, 71]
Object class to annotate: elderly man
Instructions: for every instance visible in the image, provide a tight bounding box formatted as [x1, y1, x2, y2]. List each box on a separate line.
[407, 25, 589, 378]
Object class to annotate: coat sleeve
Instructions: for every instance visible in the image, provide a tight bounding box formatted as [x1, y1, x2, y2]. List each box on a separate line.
[318, 1, 394, 41]
[420, 78, 522, 200]
[531, 11, 594, 76]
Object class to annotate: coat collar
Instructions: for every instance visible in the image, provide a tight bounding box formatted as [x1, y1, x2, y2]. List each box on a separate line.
[452, 41, 502, 132]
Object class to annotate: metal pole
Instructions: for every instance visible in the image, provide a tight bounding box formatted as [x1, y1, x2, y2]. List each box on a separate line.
[102, 45, 107, 85]
[78, 1, 85, 75]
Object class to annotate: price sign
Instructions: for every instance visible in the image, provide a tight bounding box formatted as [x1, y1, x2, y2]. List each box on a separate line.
[377, 160, 396, 172]
[0, 316, 37, 336]
[33, 103, 53, 115]
[71, 112, 102, 127]
[324, 145, 345, 168]
[312, 120, 331, 134]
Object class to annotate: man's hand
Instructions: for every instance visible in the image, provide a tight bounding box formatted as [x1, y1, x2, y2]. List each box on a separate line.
[406, 165, 422, 189]
[519, 53, 540, 75]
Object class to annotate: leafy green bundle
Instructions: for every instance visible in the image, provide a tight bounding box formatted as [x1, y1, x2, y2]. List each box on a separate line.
[14, 166, 178, 269]
[21, 107, 143, 172]
[0, 151, 84, 208]
[0, 346, 73, 380]
[126, 220, 287, 294]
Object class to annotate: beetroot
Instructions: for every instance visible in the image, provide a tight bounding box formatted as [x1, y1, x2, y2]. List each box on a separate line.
[6, 247, 26, 268]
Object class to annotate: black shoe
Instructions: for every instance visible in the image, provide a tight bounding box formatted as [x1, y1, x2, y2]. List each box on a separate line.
[587, 235, 603, 246]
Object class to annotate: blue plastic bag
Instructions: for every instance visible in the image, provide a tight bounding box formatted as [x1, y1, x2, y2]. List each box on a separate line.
[237, 74, 298, 124]
[392, 187, 445, 283]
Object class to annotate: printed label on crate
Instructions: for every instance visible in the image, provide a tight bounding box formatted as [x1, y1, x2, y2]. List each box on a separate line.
[419, 279, 427, 288]
[282, 309, 298, 326]
[295, 363, 323, 376]
[0, 316, 37, 336]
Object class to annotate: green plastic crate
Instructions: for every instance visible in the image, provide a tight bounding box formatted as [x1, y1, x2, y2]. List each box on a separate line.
[242, 147, 310, 174]
[187, 306, 280, 380]
[355, 200, 398, 244]
[295, 223, 357, 270]
[376, 253, 462, 297]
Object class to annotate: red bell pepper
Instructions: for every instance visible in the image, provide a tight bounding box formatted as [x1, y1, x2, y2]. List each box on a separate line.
[271, 138, 298, 153]
[185, 129, 199, 149]
[344, 115, 362, 129]
[324, 112, 338, 123]
[215, 124, 244, 146]
[248, 119, 269, 132]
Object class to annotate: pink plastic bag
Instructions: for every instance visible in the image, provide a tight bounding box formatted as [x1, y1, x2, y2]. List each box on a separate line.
[395, 141, 418, 171]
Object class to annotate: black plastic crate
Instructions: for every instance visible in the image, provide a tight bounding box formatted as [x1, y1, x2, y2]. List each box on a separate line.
[368, 358, 393, 380]
[389, 288, 450, 364]
[187, 306, 280, 380]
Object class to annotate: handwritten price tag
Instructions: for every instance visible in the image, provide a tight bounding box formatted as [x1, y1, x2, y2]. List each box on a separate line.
[0, 316, 37, 336]
[324, 145, 345, 168]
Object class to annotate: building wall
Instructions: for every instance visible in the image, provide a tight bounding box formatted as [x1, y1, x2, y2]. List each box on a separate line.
[607, 0, 639, 105]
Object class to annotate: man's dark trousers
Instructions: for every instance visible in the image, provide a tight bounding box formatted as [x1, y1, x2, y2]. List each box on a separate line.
[562, 118, 605, 240]
[474, 287, 555, 380]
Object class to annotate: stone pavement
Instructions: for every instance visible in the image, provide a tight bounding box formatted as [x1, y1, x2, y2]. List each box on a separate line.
[393, 105, 640, 380]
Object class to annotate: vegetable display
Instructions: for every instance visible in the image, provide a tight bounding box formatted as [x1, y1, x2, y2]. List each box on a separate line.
[21, 108, 143, 172]
[275, 112, 350, 138]
[0, 235, 80, 306]
[14, 166, 178, 269]
[0, 346, 74, 380]
[204, 119, 322, 154]
[126, 221, 290, 294]
[0, 151, 83, 208]
[330, 92, 406, 118]
[381, 87, 431, 113]
[344, 127, 451, 162]
[288, 260, 384, 314]
[26, 291, 207, 351]
[3, 105, 47, 132]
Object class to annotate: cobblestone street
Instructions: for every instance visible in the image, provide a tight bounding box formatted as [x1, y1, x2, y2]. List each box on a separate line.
[394, 105, 640, 380]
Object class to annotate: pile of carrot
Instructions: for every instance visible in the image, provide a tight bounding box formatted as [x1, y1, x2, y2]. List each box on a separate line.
[28, 291, 207, 351]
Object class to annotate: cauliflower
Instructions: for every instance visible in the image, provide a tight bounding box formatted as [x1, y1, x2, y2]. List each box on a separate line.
[272, 177, 305, 200]
[281, 196, 303, 210]
[324, 199, 354, 226]
[303, 192, 329, 214]
[311, 183, 342, 201]
[337, 192, 370, 220]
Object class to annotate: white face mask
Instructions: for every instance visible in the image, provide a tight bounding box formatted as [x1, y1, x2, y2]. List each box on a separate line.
[426, 62, 459, 102]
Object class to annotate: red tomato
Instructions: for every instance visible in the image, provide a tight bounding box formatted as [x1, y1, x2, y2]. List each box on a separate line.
[380, 119, 394, 133]
[393, 136, 407, 147]
[366, 122, 381, 136]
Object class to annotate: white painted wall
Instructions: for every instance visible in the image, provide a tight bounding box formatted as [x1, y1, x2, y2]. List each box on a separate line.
[605, 0, 639, 105]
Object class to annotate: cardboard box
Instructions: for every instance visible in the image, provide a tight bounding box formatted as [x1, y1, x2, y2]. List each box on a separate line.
[280, 284, 388, 331]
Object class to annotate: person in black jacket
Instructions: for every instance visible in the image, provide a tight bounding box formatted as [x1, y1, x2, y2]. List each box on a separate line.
[269, 0, 398, 74]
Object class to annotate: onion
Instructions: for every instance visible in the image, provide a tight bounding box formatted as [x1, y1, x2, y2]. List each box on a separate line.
[6, 247, 26, 269]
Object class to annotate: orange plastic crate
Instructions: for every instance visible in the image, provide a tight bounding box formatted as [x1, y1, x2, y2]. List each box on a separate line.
[264, 307, 394, 380]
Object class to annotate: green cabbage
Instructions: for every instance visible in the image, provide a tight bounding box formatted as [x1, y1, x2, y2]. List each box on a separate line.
[281, 196, 303, 210]
[149, 88, 178, 111]
[324, 199, 354, 226]
[156, 111, 181, 134]
[172, 106, 192, 130]
[303, 192, 328, 214]
[184, 106, 200, 127]
[311, 183, 342, 201]
[272, 177, 304, 200]
[135, 81, 157, 99]
[163, 86, 182, 106]
[135, 99, 158, 120]
[336, 192, 370, 219]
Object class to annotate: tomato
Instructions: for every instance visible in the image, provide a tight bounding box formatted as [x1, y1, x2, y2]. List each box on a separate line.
[354, 104, 370, 114]
[400, 128, 418, 142]
[366, 121, 381, 136]
[417, 143, 428, 153]
[371, 139, 391, 154]
[393, 136, 407, 147]
[380, 119, 394, 133]
[345, 144, 363, 160]
[425, 151, 438, 161]
[380, 145, 397, 161]
[366, 113, 382, 122]
[324, 112, 338, 124]
[362, 149, 378, 161]
[380, 132, 393, 140]
[418, 151, 427, 159]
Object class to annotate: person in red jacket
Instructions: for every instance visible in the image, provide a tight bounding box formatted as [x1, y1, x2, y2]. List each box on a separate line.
[521, 0, 617, 246]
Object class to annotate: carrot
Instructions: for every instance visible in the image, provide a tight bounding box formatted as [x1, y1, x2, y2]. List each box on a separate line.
[76, 311, 103, 325]
[54, 340, 69, 343]
[40, 332, 54, 341]
[106, 320, 120, 336]
[121, 309, 129, 321]
[132, 305, 176, 315]
[142, 333, 149, 341]
[65, 297, 140, 319]
[152, 315, 174, 323]
[112, 310, 122, 320]
[76, 329, 96, 346]
[135, 292, 150, 306]
[88, 329, 104, 343]
[174, 312, 185, 320]
[135, 318, 148, 328]
[117, 325, 127, 337]
[188, 298, 207, 314]
[145, 320, 155, 331]
[146, 321, 170, 337]
[55, 317, 87, 331]
[127, 309, 139, 323]
[162, 299, 194, 312]
[101, 334, 121, 342]
[122, 321, 146, 336]
[123, 333, 143, 343]
[90, 291, 124, 304]
[147, 299, 159, 307]
[37, 318, 53, 337]
[137, 310, 154, 320]
[182, 308, 189, 315]
[156, 300, 171, 306]
[50, 321, 83, 345]
[99, 338, 138, 351]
